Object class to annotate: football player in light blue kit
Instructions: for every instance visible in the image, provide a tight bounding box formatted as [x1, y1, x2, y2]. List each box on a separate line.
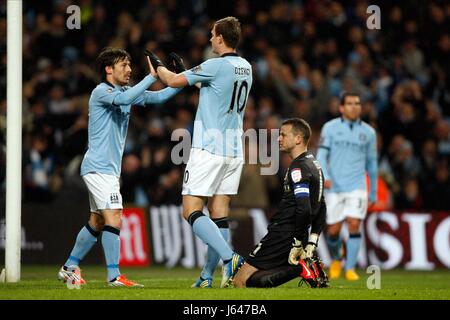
[58, 47, 182, 287]
[148, 17, 252, 288]
[316, 93, 377, 281]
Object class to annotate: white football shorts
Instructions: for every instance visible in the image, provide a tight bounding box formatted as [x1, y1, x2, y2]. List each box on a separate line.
[325, 189, 368, 225]
[82, 172, 123, 212]
[182, 148, 244, 197]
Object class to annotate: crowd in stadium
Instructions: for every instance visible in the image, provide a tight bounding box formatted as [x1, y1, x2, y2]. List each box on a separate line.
[0, 0, 449, 210]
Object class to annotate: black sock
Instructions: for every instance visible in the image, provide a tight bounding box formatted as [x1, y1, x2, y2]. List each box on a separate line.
[246, 265, 301, 288]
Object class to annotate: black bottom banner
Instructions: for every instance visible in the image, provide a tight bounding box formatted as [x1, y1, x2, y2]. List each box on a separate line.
[0, 300, 443, 318]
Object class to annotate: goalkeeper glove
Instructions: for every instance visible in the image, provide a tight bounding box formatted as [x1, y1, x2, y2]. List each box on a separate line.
[144, 50, 165, 69]
[168, 52, 186, 73]
[305, 233, 319, 259]
[288, 238, 305, 265]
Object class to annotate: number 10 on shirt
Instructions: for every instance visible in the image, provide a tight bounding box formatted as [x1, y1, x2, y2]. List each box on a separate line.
[228, 80, 249, 114]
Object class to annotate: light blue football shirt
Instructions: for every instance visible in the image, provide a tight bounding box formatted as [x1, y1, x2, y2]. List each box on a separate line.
[316, 117, 378, 202]
[80, 75, 181, 177]
[182, 53, 252, 157]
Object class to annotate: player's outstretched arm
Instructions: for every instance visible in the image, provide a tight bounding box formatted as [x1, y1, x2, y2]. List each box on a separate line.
[111, 52, 161, 105]
[128, 52, 185, 106]
[142, 86, 183, 105]
[137, 52, 184, 105]
[112, 74, 156, 106]
[145, 50, 188, 88]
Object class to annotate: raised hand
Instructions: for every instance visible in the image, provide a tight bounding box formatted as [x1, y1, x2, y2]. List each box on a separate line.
[146, 56, 157, 78]
[144, 50, 165, 70]
[168, 52, 186, 73]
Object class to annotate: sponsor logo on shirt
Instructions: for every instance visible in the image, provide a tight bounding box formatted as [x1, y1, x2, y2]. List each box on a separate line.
[291, 168, 302, 183]
[110, 193, 120, 204]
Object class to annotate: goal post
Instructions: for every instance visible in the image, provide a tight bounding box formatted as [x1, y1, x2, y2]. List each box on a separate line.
[5, 0, 23, 283]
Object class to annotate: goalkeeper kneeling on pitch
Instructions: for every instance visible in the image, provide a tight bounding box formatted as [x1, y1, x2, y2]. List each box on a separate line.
[233, 118, 329, 288]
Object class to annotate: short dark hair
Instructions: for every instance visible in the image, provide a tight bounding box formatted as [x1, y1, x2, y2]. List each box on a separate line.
[282, 118, 312, 145]
[214, 16, 241, 49]
[340, 92, 360, 105]
[96, 47, 131, 80]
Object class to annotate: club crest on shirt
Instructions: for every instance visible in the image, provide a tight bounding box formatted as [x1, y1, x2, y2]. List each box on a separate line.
[291, 168, 302, 182]
[190, 65, 202, 73]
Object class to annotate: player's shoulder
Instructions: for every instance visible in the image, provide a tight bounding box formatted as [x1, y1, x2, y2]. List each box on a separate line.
[237, 56, 252, 67]
[360, 120, 376, 136]
[289, 156, 313, 183]
[322, 117, 341, 130]
[221, 54, 252, 67]
[92, 82, 116, 95]
[191, 57, 224, 73]
[291, 154, 313, 169]
[202, 57, 224, 66]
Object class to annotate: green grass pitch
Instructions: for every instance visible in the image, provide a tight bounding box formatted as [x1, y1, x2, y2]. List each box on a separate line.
[0, 266, 449, 300]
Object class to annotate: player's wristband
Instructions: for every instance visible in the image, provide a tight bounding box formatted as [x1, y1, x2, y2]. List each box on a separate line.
[308, 233, 319, 246]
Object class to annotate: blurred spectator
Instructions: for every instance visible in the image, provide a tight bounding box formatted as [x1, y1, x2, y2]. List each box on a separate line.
[395, 178, 423, 211]
[423, 160, 450, 210]
[434, 119, 450, 156]
[150, 167, 183, 205]
[402, 38, 427, 85]
[121, 153, 147, 207]
[390, 138, 421, 184]
[48, 84, 74, 115]
[23, 133, 62, 202]
[367, 174, 393, 213]
[419, 138, 438, 182]
[232, 141, 270, 208]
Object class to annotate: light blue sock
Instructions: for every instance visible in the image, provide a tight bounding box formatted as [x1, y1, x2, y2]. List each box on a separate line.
[327, 235, 342, 260]
[188, 212, 233, 263]
[102, 225, 121, 281]
[201, 222, 230, 280]
[64, 224, 99, 267]
[345, 233, 362, 270]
